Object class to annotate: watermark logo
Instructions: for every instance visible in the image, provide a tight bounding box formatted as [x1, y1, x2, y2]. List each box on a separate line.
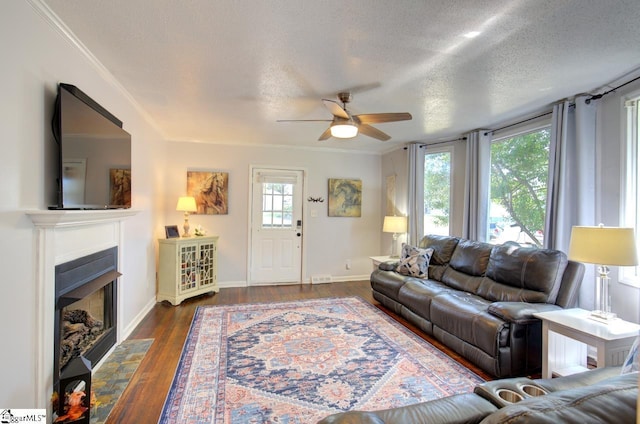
[0, 410, 47, 423]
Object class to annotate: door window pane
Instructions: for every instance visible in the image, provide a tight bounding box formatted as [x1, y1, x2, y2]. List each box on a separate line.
[262, 183, 294, 228]
[424, 150, 451, 235]
[489, 128, 550, 246]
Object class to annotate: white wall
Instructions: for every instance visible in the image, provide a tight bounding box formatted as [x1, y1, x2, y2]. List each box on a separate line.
[0, 2, 164, 406]
[163, 142, 382, 284]
[379, 146, 408, 254]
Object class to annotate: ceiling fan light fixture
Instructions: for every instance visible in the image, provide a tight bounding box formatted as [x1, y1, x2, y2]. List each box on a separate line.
[330, 122, 358, 138]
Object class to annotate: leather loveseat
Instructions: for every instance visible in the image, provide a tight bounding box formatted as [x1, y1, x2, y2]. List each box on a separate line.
[318, 367, 637, 424]
[370, 234, 585, 378]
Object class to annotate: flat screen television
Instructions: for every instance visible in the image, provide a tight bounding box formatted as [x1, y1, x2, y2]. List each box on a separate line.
[50, 83, 132, 209]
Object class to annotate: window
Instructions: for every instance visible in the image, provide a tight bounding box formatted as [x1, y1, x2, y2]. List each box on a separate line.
[424, 148, 452, 235]
[622, 97, 640, 286]
[489, 127, 550, 246]
[262, 183, 293, 228]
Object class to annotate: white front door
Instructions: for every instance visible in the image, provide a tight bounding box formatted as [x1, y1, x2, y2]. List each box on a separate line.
[250, 168, 304, 284]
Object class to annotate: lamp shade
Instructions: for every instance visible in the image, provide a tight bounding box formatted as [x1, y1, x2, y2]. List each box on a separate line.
[176, 196, 197, 212]
[568, 225, 638, 266]
[383, 216, 407, 233]
[330, 122, 358, 138]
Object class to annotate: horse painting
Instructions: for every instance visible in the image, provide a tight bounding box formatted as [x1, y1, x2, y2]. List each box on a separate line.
[328, 178, 362, 217]
[187, 171, 229, 215]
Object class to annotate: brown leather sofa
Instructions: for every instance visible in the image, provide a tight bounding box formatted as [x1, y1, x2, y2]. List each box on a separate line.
[318, 367, 637, 424]
[370, 234, 585, 378]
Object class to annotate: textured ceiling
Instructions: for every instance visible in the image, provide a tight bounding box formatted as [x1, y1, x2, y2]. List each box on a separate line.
[41, 0, 640, 153]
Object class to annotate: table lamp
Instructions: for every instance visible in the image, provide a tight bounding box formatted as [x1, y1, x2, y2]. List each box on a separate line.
[568, 224, 638, 322]
[176, 196, 197, 237]
[383, 215, 407, 258]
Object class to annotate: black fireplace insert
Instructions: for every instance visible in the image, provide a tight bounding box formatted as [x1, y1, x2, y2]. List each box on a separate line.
[54, 247, 119, 393]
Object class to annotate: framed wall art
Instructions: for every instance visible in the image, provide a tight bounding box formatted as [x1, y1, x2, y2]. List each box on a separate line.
[109, 168, 131, 207]
[187, 171, 229, 215]
[328, 178, 362, 217]
[386, 174, 396, 215]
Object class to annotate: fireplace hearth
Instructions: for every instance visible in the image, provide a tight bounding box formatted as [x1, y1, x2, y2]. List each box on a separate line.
[54, 247, 119, 394]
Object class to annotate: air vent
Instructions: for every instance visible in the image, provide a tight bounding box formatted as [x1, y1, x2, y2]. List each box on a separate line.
[311, 274, 332, 284]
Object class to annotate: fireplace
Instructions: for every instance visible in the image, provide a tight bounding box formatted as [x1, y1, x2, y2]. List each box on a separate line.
[27, 208, 137, 409]
[53, 247, 119, 394]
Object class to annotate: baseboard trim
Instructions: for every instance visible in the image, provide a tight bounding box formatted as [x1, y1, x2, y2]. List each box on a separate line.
[121, 296, 156, 340]
[217, 275, 369, 288]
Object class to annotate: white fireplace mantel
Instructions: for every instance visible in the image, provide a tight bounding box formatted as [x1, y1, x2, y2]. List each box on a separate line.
[26, 209, 140, 228]
[27, 208, 140, 409]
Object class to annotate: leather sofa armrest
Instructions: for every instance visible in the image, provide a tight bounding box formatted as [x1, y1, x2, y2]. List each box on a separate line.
[318, 393, 497, 424]
[378, 260, 398, 271]
[317, 411, 384, 424]
[535, 366, 624, 392]
[488, 302, 562, 324]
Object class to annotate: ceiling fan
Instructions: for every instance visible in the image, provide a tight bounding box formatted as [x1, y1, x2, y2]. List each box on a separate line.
[277, 92, 412, 141]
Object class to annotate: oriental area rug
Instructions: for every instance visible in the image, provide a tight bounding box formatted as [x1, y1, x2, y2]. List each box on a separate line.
[159, 297, 484, 423]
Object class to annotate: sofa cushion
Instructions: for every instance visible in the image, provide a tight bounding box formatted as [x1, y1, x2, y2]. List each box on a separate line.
[478, 243, 568, 303]
[397, 279, 455, 321]
[419, 235, 460, 281]
[449, 239, 493, 276]
[396, 244, 434, 278]
[439, 239, 493, 293]
[430, 291, 509, 356]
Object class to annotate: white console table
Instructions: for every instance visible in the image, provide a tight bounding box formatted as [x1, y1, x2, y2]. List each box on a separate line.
[533, 308, 640, 378]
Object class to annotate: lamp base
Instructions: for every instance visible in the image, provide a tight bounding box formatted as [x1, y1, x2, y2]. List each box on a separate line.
[182, 213, 192, 237]
[589, 310, 617, 324]
[389, 233, 400, 258]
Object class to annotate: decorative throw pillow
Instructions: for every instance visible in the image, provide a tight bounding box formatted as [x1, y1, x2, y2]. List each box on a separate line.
[395, 244, 434, 278]
[621, 336, 639, 374]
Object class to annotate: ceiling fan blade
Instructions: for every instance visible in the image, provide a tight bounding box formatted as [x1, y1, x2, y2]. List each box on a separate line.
[358, 124, 391, 141]
[353, 112, 412, 124]
[277, 119, 333, 122]
[336, 82, 381, 95]
[322, 99, 349, 119]
[318, 127, 332, 141]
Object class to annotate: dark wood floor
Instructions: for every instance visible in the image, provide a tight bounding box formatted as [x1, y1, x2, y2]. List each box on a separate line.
[105, 280, 492, 423]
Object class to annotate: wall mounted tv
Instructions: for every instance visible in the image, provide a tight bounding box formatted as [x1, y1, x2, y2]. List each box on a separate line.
[50, 83, 131, 210]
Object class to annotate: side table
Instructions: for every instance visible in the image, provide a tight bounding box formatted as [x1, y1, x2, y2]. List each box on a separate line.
[533, 308, 640, 378]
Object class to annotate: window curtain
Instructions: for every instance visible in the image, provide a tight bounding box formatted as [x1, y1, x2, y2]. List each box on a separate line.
[462, 130, 491, 241]
[544, 97, 597, 251]
[407, 143, 424, 245]
[544, 96, 597, 309]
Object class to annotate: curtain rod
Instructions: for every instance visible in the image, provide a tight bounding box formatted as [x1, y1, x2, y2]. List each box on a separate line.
[483, 111, 553, 136]
[403, 137, 467, 150]
[586, 74, 640, 104]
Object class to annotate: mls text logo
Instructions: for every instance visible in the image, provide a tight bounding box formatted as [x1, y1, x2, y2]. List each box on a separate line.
[0, 410, 47, 423]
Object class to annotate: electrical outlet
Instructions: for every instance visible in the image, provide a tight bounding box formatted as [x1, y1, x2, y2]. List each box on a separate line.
[346, 259, 352, 270]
